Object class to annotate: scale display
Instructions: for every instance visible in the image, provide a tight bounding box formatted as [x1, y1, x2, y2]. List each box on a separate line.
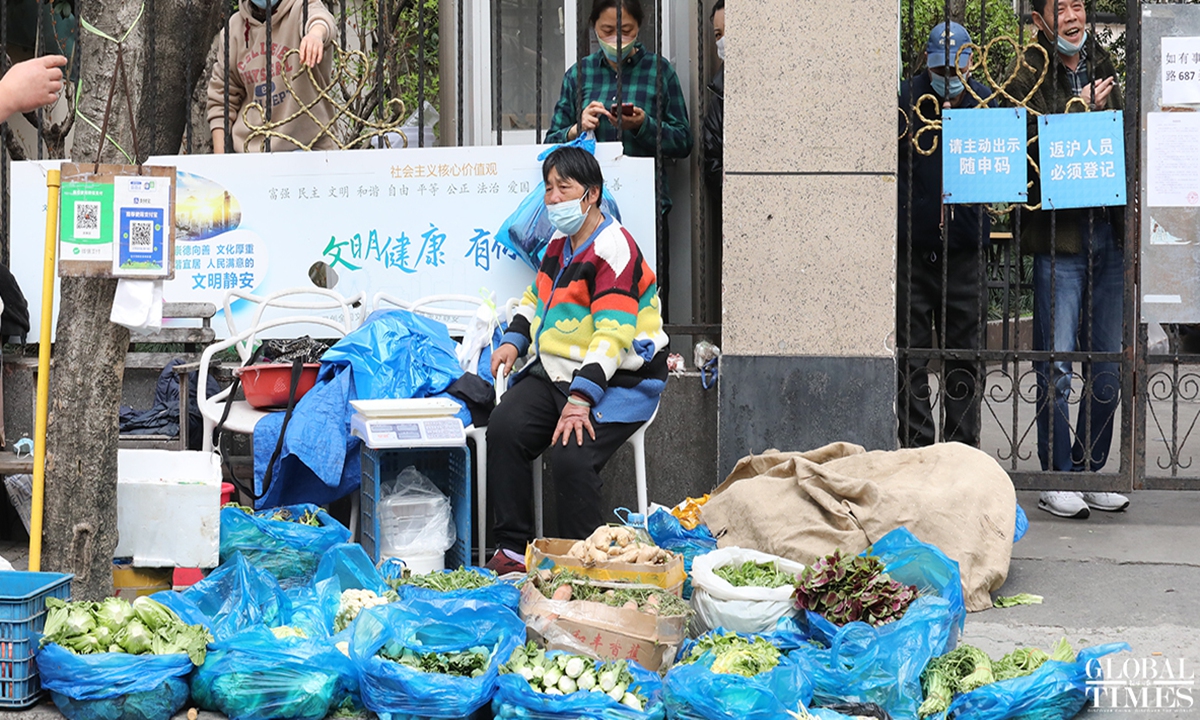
[351, 413, 467, 448]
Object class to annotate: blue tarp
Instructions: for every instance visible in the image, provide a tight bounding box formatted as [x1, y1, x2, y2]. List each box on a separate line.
[251, 310, 468, 509]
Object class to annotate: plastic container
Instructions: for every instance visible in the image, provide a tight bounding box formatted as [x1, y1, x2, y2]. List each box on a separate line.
[234, 363, 321, 409]
[0, 571, 73, 708]
[220, 483, 236, 505]
[382, 551, 444, 575]
[378, 491, 451, 556]
[114, 449, 222, 567]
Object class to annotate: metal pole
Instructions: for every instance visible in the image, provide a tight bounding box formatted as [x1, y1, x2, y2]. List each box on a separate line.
[30, 169, 62, 572]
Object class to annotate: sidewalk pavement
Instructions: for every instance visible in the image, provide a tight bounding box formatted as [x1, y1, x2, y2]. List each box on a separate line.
[2, 490, 1198, 720]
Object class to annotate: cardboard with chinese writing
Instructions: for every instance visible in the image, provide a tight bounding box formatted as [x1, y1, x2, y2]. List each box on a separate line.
[1161, 36, 1200, 105]
[518, 582, 688, 672]
[57, 163, 176, 279]
[526, 538, 687, 595]
[942, 107, 1028, 204]
[1036, 111, 1125, 210]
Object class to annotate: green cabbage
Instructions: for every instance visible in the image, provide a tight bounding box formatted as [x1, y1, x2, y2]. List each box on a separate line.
[96, 597, 136, 631]
[117, 619, 154, 654]
[131, 596, 179, 632]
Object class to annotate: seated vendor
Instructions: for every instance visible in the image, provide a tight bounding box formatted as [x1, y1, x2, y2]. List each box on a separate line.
[484, 145, 669, 575]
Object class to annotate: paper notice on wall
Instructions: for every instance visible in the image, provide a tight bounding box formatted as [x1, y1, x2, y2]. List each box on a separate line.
[1162, 37, 1200, 105]
[1147, 112, 1200, 206]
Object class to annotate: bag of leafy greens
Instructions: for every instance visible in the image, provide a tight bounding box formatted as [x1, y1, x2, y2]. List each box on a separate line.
[220, 503, 350, 588]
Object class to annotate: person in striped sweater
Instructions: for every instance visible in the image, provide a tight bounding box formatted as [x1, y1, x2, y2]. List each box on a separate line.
[484, 146, 669, 574]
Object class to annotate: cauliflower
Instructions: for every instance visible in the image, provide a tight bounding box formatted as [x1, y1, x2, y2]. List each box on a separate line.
[334, 588, 392, 632]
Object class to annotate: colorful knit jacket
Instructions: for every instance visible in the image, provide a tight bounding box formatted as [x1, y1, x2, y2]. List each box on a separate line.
[501, 215, 669, 424]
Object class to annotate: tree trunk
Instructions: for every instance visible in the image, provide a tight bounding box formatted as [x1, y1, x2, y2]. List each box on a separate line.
[42, 0, 224, 600]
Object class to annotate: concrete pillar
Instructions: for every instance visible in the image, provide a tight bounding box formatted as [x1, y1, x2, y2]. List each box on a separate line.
[718, 0, 898, 477]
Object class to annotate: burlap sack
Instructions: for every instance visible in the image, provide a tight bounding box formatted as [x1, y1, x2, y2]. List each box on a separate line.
[700, 442, 1015, 612]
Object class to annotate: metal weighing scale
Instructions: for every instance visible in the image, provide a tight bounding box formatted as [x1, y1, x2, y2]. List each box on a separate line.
[349, 398, 466, 447]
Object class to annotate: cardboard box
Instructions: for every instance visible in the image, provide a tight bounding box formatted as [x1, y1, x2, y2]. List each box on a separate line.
[112, 565, 172, 601]
[519, 582, 688, 672]
[525, 538, 687, 594]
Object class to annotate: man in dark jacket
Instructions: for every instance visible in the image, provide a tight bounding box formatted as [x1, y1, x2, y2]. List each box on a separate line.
[702, 0, 724, 192]
[1002, 0, 1129, 519]
[896, 21, 992, 448]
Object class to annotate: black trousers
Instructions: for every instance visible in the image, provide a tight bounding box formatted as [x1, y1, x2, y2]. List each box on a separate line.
[896, 244, 983, 448]
[487, 372, 640, 553]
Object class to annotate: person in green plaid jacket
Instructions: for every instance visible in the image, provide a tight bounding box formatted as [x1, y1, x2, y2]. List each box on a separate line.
[546, 0, 693, 222]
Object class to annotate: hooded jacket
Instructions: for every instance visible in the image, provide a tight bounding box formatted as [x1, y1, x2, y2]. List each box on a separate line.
[206, 0, 336, 152]
[1003, 31, 1124, 255]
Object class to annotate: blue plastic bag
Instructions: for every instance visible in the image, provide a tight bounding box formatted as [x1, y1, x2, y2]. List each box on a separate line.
[645, 509, 717, 600]
[1014, 504, 1028, 543]
[219, 504, 351, 587]
[151, 553, 290, 641]
[495, 183, 623, 270]
[190, 625, 359, 720]
[803, 527, 966, 655]
[788, 596, 957, 719]
[663, 649, 814, 720]
[37, 643, 193, 720]
[380, 559, 521, 611]
[933, 642, 1131, 720]
[492, 655, 665, 720]
[312, 543, 392, 633]
[350, 597, 525, 719]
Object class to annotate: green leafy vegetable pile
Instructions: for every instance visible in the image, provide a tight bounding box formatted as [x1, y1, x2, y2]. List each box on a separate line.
[919, 638, 1075, 717]
[40, 596, 211, 665]
[714, 560, 795, 588]
[534, 570, 691, 617]
[379, 642, 490, 678]
[224, 503, 321, 526]
[388, 567, 498, 592]
[793, 549, 918, 626]
[680, 632, 781, 677]
[501, 641, 646, 710]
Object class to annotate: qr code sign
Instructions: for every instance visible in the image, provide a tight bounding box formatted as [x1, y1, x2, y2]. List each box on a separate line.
[128, 220, 154, 253]
[74, 202, 100, 239]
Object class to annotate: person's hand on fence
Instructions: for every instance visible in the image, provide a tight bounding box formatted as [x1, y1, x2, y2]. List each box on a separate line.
[0, 55, 67, 124]
[299, 25, 327, 67]
[551, 398, 595, 447]
[490, 343, 519, 379]
[1080, 76, 1116, 110]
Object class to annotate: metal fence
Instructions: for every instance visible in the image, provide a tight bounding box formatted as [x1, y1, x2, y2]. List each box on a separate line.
[0, 0, 724, 333]
[899, 0, 1200, 491]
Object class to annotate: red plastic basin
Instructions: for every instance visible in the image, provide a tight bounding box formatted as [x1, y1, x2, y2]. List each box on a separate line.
[234, 363, 321, 409]
[220, 482, 236, 505]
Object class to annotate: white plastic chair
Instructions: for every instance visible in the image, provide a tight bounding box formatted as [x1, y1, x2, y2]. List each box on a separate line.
[530, 401, 659, 538]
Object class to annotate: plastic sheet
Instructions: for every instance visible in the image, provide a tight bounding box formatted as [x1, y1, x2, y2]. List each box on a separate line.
[190, 626, 358, 720]
[219, 504, 351, 588]
[492, 655, 665, 720]
[37, 644, 192, 720]
[350, 597, 525, 718]
[644, 509, 717, 600]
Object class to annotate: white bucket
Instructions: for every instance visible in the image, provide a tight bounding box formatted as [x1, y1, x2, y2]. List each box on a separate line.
[385, 551, 445, 575]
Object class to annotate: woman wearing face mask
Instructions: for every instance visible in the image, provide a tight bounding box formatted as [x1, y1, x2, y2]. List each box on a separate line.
[546, 0, 692, 274]
[703, 0, 724, 192]
[482, 146, 670, 575]
[206, 0, 336, 152]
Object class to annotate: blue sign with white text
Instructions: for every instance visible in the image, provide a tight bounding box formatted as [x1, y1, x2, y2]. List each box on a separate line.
[942, 107, 1028, 204]
[1036, 111, 1125, 210]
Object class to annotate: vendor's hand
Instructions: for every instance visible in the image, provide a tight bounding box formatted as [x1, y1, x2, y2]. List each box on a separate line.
[552, 401, 595, 447]
[579, 101, 612, 134]
[1080, 76, 1115, 110]
[612, 105, 645, 132]
[0, 55, 67, 123]
[299, 26, 327, 67]
[491, 343, 519, 379]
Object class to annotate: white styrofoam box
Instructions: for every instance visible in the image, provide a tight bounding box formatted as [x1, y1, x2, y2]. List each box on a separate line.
[114, 449, 223, 568]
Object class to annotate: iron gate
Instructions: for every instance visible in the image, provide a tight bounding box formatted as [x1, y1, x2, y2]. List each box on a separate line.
[898, 0, 1200, 491]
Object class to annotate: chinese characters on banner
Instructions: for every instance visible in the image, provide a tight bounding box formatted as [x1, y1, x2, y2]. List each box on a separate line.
[1161, 36, 1200, 105]
[1036, 111, 1126, 210]
[941, 107, 1028, 204]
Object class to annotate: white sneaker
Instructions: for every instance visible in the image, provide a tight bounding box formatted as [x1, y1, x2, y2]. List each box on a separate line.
[1039, 491, 1090, 519]
[1081, 492, 1130, 512]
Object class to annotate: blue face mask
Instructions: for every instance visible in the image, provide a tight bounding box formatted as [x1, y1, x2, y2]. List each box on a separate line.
[929, 71, 965, 99]
[547, 196, 591, 236]
[1056, 30, 1087, 57]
